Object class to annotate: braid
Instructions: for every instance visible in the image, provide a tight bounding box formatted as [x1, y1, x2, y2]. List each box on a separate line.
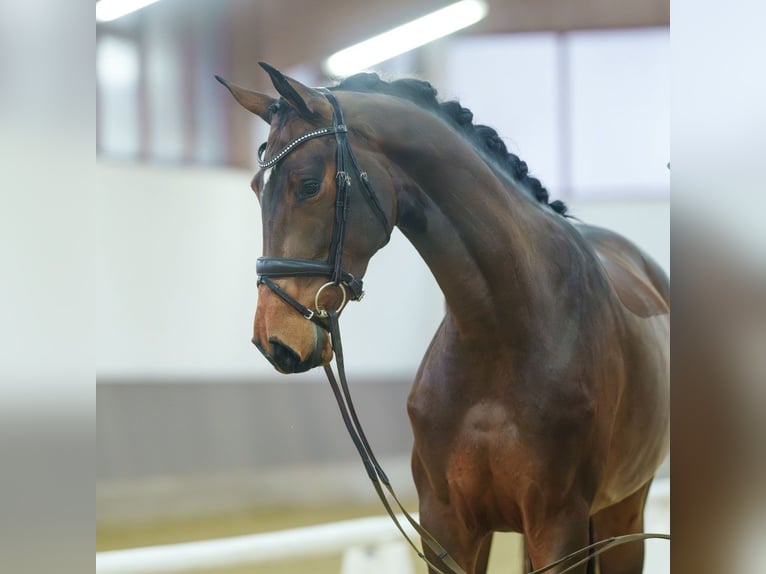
[334, 74, 568, 216]
[468, 123, 566, 215]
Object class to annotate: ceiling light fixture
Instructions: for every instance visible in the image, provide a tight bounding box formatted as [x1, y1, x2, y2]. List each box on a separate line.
[96, 0, 162, 23]
[324, 0, 488, 77]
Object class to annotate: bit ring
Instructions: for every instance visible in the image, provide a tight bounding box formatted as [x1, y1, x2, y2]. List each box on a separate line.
[314, 282, 348, 318]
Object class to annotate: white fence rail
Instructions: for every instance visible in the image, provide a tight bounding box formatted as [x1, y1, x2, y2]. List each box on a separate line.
[97, 478, 669, 574]
[96, 513, 418, 574]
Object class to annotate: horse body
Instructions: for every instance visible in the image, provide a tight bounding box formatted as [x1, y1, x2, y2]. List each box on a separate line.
[407, 248, 668, 572]
[381, 99, 670, 571]
[218, 66, 669, 574]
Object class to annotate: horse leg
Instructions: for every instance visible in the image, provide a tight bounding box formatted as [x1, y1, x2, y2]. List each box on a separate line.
[416, 490, 490, 574]
[524, 503, 591, 574]
[523, 535, 590, 574]
[474, 533, 492, 574]
[591, 480, 652, 574]
[525, 523, 595, 574]
[412, 455, 488, 574]
[587, 520, 596, 574]
[523, 544, 532, 573]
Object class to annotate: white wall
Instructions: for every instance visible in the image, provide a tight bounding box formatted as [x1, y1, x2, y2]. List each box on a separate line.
[97, 163, 443, 380]
[98, 28, 670, 379]
[98, 163, 668, 380]
[442, 28, 670, 199]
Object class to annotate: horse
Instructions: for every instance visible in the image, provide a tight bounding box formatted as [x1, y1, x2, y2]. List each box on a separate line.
[216, 62, 669, 574]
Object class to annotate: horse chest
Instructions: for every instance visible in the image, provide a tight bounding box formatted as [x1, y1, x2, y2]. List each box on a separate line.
[408, 340, 605, 528]
[409, 389, 532, 530]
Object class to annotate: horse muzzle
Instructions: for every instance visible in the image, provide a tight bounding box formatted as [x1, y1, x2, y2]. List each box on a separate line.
[252, 320, 331, 374]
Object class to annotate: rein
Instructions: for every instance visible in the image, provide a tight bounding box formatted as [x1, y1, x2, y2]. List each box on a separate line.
[256, 89, 669, 574]
[528, 532, 670, 574]
[324, 311, 467, 574]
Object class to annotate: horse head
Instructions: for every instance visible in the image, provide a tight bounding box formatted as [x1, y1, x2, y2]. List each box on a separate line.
[218, 63, 395, 373]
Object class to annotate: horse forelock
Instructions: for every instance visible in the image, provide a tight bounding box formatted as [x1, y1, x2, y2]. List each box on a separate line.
[331, 73, 568, 217]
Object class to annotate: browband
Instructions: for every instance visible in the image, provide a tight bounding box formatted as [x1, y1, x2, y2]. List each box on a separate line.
[257, 125, 347, 170]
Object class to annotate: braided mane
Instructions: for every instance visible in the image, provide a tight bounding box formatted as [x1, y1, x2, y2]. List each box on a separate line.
[332, 73, 567, 216]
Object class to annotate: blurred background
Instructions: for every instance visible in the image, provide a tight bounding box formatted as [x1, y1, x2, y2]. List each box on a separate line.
[96, 1, 669, 572]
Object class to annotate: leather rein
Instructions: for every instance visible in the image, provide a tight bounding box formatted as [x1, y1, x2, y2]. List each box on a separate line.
[255, 90, 668, 574]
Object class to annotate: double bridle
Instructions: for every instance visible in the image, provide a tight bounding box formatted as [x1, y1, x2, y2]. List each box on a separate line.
[255, 89, 390, 327]
[253, 89, 668, 574]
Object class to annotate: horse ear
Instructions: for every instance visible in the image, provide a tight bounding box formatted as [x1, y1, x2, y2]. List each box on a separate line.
[258, 61, 329, 119]
[215, 75, 276, 123]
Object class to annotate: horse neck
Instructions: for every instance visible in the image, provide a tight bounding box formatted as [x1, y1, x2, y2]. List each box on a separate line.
[367, 100, 575, 342]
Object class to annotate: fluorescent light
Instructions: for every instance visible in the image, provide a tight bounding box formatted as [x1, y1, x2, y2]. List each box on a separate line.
[96, 0, 162, 22]
[324, 0, 488, 77]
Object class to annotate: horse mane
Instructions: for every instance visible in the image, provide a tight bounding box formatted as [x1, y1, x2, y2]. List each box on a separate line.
[332, 73, 568, 216]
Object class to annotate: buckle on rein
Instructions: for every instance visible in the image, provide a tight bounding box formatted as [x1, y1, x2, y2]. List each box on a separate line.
[336, 170, 352, 188]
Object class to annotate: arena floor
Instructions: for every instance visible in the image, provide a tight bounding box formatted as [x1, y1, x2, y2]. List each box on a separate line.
[97, 502, 524, 574]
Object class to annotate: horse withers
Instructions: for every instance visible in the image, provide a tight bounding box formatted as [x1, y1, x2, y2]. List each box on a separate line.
[218, 63, 669, 574]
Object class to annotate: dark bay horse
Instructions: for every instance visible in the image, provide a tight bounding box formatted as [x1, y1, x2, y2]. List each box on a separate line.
[217, 63, 669, 574]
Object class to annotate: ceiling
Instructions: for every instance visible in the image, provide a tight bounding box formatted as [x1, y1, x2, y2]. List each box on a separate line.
[99, 0, 669, 80]
[96, 0, 668, 167]
[225, 0, 668, 80]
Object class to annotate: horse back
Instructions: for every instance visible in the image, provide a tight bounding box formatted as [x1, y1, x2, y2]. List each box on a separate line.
[576, 223, 669, 318]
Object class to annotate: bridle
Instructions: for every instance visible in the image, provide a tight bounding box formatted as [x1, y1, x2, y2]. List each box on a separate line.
[253, 89, 668, 574]
[255, 89, 390, 327]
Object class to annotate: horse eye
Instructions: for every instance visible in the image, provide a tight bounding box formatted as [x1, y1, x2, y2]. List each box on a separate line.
[297, 179, 321, 200]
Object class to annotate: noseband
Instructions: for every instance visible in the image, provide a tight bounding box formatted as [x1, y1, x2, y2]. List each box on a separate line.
[255, 89, 390, 328]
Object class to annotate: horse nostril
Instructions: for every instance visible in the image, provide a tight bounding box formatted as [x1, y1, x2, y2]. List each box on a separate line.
[269, 338, 301, 373]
